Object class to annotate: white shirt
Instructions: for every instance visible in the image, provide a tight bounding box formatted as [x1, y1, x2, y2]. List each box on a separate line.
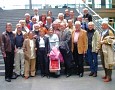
[29, 39, 35, 59]
[39, 37, 45, 48]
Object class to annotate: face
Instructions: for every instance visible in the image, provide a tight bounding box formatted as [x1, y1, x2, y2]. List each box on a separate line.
[68, 21, 73, 27]
[6, 24, 12, 32]
[70, 11, 74, 17]
[101, 23, 108, 30]
[59, 23, 66, 31]
[84, 10, 88, 15]
[39, 31, 45, 36]
[59, 15, 64, 20]
[47, 18, 52, 23]
[47, 11, 52, 16]
[20, 22, 25, 27]
[17, 24, 22, 32]
[34, 25, 39, 30]
[32, 18, 37, 24]
[48, 30, 53, 35]
[77, 17, 82, 22]
[28, 32, 34, 39]
[25, 15, 30, 21]
[75, 24, 81, 30]
[34, 9, 38, 15]
[65, 10, 69, 15]
[88, 24, 94, 30]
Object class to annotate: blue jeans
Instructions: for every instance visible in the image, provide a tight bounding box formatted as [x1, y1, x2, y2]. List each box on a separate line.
[87, 49, 98, 73]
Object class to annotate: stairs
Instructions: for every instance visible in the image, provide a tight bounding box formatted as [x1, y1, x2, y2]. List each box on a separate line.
[0, 8, 79, 33]
[0, 50, 5, 76]
[0, 8, 104, 76]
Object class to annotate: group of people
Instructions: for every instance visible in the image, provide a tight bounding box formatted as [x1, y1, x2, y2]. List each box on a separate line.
[0, 8, 115, 83]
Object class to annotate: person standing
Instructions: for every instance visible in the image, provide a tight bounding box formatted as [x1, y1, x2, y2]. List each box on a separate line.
[23, 31, 36, 79]
[87, 22, 100, 77]
[59, 22, 72, 77]
[1, 23, 16, 82]
[36, 29, 50, 78]
[14, 23, 27, 77]
[96, 21, 115, 82]
[71, 21, 88, 77]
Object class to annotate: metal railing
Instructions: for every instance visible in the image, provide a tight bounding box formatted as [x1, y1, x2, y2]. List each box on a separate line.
[77, 2, 115, 34]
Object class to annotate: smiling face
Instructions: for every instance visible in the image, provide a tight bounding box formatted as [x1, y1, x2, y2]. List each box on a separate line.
[101, 23, 109, 30]
[6, 23, 12, 32]
[88, 22, 94, 30]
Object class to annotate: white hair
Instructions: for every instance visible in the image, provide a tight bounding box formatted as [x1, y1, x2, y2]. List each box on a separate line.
[25, 13, 30, 16]
[88, 22, 94, 25]
[77, 15, 83, 18]
[58, 13, 64, 18]
[75, 21, 81, 25]
[101, 21, 108, 25]
[19, 20, 25, 23]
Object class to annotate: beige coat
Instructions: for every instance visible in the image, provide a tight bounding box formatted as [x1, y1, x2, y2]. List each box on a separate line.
[92, 30, 100, 52]
[23, 38, 36, 60]
[99, 30, 115, 69]
[102, 36, 115, 69]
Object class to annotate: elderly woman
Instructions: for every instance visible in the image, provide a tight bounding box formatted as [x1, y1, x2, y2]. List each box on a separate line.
[46, 28, 60, 77]
[36, 29, 50, 78]
[46, 28, 59, 49]
[58, 13, 67, 24]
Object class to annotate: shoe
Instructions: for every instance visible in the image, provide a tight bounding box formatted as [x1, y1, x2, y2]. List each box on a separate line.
[41, 75, 45, 78]
[89, 72, 94, 76]
[93, 73, 97, 77]
[11, 74, 17, 79]
[21, 74, 24, 78]
[25, 76, 29, 79]
[5, 78, 11, 82]
[103, 78, 112, 82]
[66, 74, 71, 78]
[76, 72, 79, 75]
[30, 75, 35, 77]
[79, 73, 83, 77]
[102, 76, 107, 79]
[47, 75, 50, 79]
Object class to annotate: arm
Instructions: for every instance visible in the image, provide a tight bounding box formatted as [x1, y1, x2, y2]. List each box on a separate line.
[1, 33, 6, 57]
[83, 31, 88, 54]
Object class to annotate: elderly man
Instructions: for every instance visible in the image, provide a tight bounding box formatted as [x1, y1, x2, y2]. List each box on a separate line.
[33, 8, 40, 22]
[14, 23, 27, 78]
[45, 16, 53, 30]
[96, 21, 115, 82]
[59, 22, 72, 77]
[83, 8, 92, 22]
[1, 23, 16, 82]
[25, 13, 31, 30]
[71, 21, 88, 77]
[19, 20, 29, 33]
[87, 22, 100, 77]
[77, 15, 88, 31]
[67, 19, 75, 33]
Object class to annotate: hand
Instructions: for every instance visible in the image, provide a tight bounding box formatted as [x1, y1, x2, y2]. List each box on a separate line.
[35, 48, 37, 50]
[2, 52, 6, 58]
[47, 53, 50, 57]
[95, 49, 98, 53]
[100, 41, 104, 44]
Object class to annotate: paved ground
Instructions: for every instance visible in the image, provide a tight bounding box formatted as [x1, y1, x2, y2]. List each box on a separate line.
[0, 70, 115, 90]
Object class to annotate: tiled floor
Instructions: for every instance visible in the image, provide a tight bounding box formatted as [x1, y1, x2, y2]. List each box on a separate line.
[0, 70, 115, 90]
